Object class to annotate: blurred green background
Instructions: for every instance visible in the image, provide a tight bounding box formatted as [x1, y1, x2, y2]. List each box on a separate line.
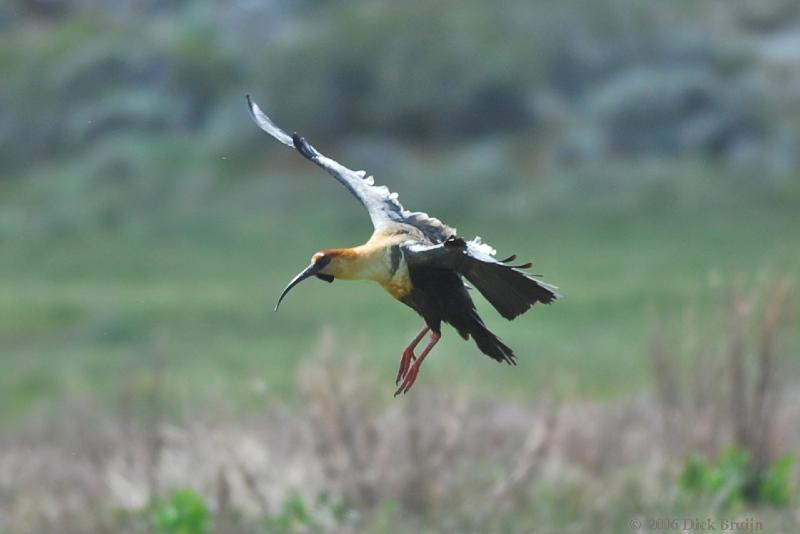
[1, 0, 799, 532]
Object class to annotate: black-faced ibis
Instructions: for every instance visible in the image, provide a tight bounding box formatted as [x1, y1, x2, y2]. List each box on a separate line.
[247, 96, 561, 396]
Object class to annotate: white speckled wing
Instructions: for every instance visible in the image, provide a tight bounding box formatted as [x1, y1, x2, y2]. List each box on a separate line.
[247, 96, 456, 244]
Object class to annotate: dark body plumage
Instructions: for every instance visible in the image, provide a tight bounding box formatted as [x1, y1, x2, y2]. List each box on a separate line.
[401, 261, 516, 364]
[399, 236, 557, 365]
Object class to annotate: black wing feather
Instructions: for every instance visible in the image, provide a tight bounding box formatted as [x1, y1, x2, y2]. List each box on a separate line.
[404, 238, 561, 321]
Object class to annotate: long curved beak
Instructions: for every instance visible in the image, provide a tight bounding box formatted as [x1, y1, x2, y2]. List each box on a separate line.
[274, 263, 322, 311]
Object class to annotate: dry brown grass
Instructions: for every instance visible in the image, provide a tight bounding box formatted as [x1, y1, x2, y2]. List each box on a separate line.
[649, 278, 795, 478]
[0, 281, 798, 532]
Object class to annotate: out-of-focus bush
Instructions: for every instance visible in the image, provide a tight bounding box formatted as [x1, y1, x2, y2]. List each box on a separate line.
[152, 488, 211, 534]
[0, 7, 239, 173]
[5, 0, 800, 165]
[255, 0, 544, 140]
[680, 446, 795, 510]
[586, 67, 762, 156]
[2, 0, 800, 233]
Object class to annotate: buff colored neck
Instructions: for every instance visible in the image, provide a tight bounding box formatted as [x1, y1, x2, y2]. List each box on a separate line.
[326, 242, 392, 282]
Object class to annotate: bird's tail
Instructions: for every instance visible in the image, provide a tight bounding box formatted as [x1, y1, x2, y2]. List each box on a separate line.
[467, 311, 516, 365]
[464, 261, 560, 321]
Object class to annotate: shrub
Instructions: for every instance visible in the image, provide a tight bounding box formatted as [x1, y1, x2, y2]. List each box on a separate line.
[152, 489, 211, 534]
[679, 444, 795, 509]
[264, 491, 319, 534]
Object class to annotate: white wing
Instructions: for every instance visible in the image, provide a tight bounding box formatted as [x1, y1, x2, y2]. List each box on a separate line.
[247, 96, 456, 243]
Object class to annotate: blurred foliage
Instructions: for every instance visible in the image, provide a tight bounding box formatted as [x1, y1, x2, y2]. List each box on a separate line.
[257, 0, 543, 140]
[759, 454, 796, 507]
[0, 0, 797, 245]
[263, 491, 320, 534]
[152, 489, 211, 534]
[680, 445, 795, 510]
[2, 0, 800, 175]
[0, 0, 797, 244]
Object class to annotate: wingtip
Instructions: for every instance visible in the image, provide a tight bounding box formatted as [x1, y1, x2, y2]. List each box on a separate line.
[246, 96, 295, 147]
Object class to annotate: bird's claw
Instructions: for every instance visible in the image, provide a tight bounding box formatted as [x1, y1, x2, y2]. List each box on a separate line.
[394, 360, 421, 396]
[395, 347, 416, 385]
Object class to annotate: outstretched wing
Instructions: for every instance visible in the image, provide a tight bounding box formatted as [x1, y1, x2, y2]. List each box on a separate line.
[246, 96, 455, 243]
[404, 236, 561, 320]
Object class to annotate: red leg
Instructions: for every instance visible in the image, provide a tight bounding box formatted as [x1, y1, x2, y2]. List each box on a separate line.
[396, 326, 430, 384]
[395, 331, 441, 396]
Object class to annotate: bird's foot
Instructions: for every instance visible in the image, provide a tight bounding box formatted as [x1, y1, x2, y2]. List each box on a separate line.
[394, 356, 423, 396]
[395, 347, 416, 385]
[394, 328, 439, 397]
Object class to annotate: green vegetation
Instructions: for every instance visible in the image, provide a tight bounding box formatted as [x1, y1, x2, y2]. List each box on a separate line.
[263, 492, 320, 534]
[681, 446, 795, 509]
[152, 489, 211, 534]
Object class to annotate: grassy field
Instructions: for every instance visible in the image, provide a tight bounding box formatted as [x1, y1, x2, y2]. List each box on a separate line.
[2, 155, 798, 426]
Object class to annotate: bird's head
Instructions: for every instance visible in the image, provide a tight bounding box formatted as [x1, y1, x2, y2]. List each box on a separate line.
[274, 250, 351, 311]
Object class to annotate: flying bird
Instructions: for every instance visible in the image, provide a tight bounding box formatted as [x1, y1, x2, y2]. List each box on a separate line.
[246, 96, 561, 396]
